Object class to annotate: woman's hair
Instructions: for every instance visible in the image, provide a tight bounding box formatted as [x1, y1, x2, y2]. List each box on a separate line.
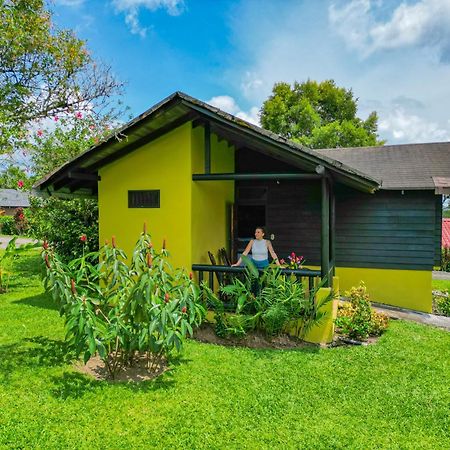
[255, 226, 266, 234]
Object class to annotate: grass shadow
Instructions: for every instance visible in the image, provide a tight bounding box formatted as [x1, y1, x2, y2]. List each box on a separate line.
[13, 292, 57, 311]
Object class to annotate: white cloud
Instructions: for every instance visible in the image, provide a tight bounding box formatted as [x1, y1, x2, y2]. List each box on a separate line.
[329, 0, 450, 60]
[55, 0, 86, 6]
[112, 0, 185, 37]
[207, 95, 260, 126]
[379, 107, 450, 143]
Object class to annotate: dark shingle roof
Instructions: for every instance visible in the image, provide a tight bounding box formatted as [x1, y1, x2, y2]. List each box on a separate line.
[0, 189, 30, 207]
[316, 142, 450, 190]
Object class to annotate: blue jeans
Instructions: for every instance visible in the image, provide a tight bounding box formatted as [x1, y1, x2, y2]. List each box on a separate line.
[252, 258, 269, 269]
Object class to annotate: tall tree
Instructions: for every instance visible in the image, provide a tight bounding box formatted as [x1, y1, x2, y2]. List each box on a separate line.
[0, 0, 124, 156]
[260, 80, 383, 148]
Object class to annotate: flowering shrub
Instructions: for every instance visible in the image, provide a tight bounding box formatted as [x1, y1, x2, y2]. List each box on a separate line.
[42, 226, 205, 378]
[335, 282, 389, 340]
[14, 207, 28, 234]
[433, 290, 450, 317]
[27, 196, 98, 261]
[441, 247, 450, 272]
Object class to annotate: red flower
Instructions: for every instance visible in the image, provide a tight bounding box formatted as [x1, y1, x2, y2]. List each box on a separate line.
[37, 130, 43, 137]
[80, 234, 87, 243]
[111, 236, 116, 248]
[75, 111, 83, 119]
[44, 254, 50, 268]
[164, 293, 170, 303]
[43, 240, 48, 250]
[181, 306, 187, 314]
[54, 115, 59, 122]
[17, 180, 24, 189]
[189, 272, 193, 280]
[71, 279, 77, 295]
[147, 253, 153, 268]
[18, 213, 24, 220]
[291, 252, 296, 258]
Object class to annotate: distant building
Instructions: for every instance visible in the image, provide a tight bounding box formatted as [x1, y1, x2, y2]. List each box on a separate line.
[443, 218, 450, 248]
[0, 189, 30, 215]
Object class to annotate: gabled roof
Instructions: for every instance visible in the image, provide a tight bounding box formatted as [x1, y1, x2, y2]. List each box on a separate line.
[34, 92, 380, 195]
[0, 189, 30, 208]
[316, 142, 450, 190]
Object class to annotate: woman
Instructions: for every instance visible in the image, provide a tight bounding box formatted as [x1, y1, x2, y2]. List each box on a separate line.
[232, 226, 281, 269]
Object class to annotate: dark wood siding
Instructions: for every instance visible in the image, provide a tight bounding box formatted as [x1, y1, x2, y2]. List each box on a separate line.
[435, 195, 443, 266]
[235, 148, 440, 271]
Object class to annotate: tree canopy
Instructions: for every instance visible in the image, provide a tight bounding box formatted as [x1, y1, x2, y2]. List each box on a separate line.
[260, 80, 384, 149]
[0, 0, 124, 156]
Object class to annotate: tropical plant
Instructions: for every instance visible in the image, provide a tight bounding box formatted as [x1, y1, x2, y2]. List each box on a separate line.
[42, 226, 206, 378]
[203, 256, 332, 338]
[335, 282, 389, 340]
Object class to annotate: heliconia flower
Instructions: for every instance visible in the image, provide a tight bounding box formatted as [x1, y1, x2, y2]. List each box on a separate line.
[148, 242, 153, 249]
[164, 293, 170, 303]
[17, 180, 24, 189]
[37, 130, 43, 137]
[189, 272, 193, 280]
[75, 111, 83, 119]
[44, 254, 50, 268]
[80, 234, 87, 242]
[181, 306, 187, 314]
[43, 240, 48, 250]
[111, 236, 116, 248]
[71, 279, 77, 295]
[146, 253, 153, 268]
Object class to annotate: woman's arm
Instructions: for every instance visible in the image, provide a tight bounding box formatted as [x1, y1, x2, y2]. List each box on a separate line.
[232, 240, 253, 266]
[267, 240, 281, 266]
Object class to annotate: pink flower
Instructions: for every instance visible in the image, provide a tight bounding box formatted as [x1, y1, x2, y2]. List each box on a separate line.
[89, 124, 95, 130]
[280, 259, 285, 265]
[17, 180, 24, 189]
[75, 112, 83, 119]
[80, 234, 87, 243]
[37, 130, 43, 137]
[54, 116, 59, 122]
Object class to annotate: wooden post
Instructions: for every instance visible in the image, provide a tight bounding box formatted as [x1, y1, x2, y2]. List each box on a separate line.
[321, 176, 331, 287]
[204, 123, 211, 174]
[330, 180, 336, 277]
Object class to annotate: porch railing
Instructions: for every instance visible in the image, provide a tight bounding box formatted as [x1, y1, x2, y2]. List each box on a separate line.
[191, 264, 321, 292]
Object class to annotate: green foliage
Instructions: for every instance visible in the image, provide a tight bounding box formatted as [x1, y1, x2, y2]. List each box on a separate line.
[0, 215, 15, 235]
[42, 227, 206, 378]
[260, 80, 384, 148]
[441, 247, 450, 272]
[0, 165, 34, 190]
[433, 290, 450, 317]
[27, 196, 98, 261]
[0, 0, 124, 155]
[336, 282, 389, 340]
[204, 257, 332, 338]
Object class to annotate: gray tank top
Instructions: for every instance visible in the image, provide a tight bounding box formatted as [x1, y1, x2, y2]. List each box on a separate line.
[252, 239, 268, 261]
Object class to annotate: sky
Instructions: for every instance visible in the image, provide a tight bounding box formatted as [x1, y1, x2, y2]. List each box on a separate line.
[52, 0, 450, 145]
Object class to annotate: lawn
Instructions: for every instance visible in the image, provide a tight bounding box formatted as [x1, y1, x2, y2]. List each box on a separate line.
[1, 252, 449, 449]
[432, 278, 450, 291]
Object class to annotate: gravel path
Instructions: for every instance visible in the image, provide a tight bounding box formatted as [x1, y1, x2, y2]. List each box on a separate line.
[0, 235, 40, 249]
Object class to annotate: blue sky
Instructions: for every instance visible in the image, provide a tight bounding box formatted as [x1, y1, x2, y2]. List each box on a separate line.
[53, 0, 450, 145]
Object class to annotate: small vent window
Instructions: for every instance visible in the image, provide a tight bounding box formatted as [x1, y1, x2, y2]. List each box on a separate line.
[128, 190, 160, 208]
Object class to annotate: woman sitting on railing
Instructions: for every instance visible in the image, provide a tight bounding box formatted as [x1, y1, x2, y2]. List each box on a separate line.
[232, 226, 281, 269]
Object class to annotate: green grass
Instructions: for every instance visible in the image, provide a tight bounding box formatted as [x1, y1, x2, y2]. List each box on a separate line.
[1, 252, 450, 449]
[432, 278, 450, 291]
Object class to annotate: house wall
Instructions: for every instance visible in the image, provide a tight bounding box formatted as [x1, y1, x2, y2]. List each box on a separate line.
[191, 127, 235, 266]
[97, 122, 234, 271]
[98, 123, 193, 269]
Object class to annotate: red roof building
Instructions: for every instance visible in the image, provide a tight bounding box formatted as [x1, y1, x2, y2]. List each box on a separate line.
[442, 219, 450, 248]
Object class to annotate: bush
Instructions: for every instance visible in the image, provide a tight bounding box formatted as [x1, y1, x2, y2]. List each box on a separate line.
[0, 216, 15, 235]
[203, 257, 332, 339]
[441, 247, 450, 272]
[27, 196, 98, 261]
[335, 282, 389, 340]
[42, 226, 206, 379]
[433, 290, 450, 317]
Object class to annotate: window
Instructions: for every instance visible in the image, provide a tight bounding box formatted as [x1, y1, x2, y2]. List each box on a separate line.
[128, 190, 160, 208]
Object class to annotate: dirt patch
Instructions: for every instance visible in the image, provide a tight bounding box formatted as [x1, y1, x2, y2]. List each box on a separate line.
[74, 354, 168, 382]
[193, 323, 318, 350]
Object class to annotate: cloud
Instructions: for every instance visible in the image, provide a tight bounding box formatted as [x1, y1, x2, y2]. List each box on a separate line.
[379, 107, 450, 143]
[329, 0, 450, 61]
[55, 0, 86, 6]
[112, 0, 185, 37]
[207, 95, 260, 126]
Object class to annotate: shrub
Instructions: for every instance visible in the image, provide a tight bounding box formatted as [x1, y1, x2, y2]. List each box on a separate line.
[441, 247, 450, 272]
[203, 257, 332, 339]
[0, 216, 15, 235]
[14, 207, 28, 234]
[335, 282, 389, 340]
[42, 226, 206, 379]
[433, 290, 450, 317]
[27, 196, 98, 261]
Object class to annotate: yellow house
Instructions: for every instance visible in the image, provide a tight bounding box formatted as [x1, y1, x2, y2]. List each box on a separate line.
[36, 92, 450, 314]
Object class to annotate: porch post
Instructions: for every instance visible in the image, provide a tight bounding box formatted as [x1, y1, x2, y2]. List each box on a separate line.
[321, 176, 331, 287]
[330, 180, 336, 277]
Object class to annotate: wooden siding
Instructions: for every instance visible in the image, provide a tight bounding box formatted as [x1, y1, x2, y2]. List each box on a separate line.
[235, 148, 440, 271]
[435, 195, 443, 265]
